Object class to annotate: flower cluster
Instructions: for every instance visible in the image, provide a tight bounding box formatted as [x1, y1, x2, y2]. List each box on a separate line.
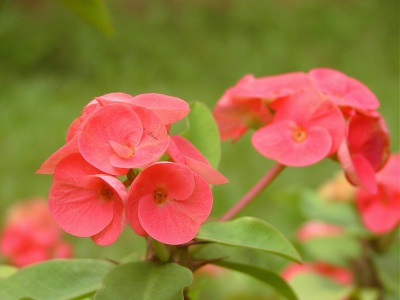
[37, 93, 228, 246]
[0, 198, 72, 267]
[213, 68, 390, 193]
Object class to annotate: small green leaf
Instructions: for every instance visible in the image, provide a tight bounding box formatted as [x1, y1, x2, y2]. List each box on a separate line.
[212, 260, 298, 300]
[0, 259, 115, 300]
[0, 265, 17, 281]
[58, 0, 113, 36]
[289, 273, 353, 300]
[196, 217, 301, 263]
[95, 261, 193, 300]
[182, 101, 221, 168]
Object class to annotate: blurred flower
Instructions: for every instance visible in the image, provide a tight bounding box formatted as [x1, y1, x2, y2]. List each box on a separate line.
[355, 154, 400, 234]
[296, 220, 345, 243]
[0, 198, 72, 267]
[282, 261, 353, 285]
[318, 171, 356, 202]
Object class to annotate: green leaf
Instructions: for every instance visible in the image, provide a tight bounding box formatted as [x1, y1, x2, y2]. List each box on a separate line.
[0, 265, 17, 281]
[289, 273, 353, 300]
[0, 259, 115, 300]
[95, 261, 193, 300]
[58, 0, 113, 36]
[196, 217, 301, 263]
[182, 101, 221, 168]
[212, 260, 298, 300]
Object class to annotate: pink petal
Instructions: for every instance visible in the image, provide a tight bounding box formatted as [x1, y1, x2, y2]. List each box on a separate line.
[95, 92, 137, 105]
[130, 93, 190, 125]
[252, 121, 332, 166]
[66, 103, 99, 142]
[184, 156, 228, 185]
[309, 68, 379, 110]
[168, 135, 208, 164]
[49, 181, 114, 237]
[91, 197, 126, 246]
[138, 174, 212, 245]
[109, 106, 170, 169]
[227, 72, 311, 101]
[48, 154, 121, 237]
[36, 135, 79, 174]
[79, 104, 143, 175]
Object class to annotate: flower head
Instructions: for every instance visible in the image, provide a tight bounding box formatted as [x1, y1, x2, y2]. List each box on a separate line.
[126, 162, 212, 245]
[252, 90, 345, 166]
[48, 154, 126, 245]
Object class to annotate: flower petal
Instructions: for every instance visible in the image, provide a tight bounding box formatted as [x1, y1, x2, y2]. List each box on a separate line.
[252, 121, 332, 166]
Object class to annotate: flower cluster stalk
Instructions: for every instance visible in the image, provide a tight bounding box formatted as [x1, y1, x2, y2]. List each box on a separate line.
[219, 163, 285, 221]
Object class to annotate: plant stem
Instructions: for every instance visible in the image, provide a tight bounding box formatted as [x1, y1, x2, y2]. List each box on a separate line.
[151, 239, 170, 262]
[219, 163, 285, 221]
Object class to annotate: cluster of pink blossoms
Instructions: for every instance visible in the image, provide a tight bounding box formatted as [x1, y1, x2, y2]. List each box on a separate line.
[37, 93, 228, 246]
[213, 68, 390, 194]
[0, 198, 72, 267]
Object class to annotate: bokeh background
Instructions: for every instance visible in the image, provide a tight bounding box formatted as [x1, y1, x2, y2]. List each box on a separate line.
[0, 0, 398, 298]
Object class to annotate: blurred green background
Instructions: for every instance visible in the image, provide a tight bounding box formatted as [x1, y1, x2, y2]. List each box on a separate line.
[0, 0, 398, 297]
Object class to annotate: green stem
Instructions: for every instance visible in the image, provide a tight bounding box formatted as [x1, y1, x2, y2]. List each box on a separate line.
[219, 163, 285, 221]
[151, 239, 170, 262]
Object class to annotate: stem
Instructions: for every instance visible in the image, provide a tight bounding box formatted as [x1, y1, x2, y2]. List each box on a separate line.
[219, 163, 285, 221]
[151, 239, 170, 262]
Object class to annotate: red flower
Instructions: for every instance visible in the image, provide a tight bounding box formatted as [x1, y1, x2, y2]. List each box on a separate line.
[355, 154, 400, 234]
[252, 90, 345, 166]
[126, 162, 212, 245]
[0, 198, 72, 267]
[48, 154, 126, 245]
[78, 104, 169, 176]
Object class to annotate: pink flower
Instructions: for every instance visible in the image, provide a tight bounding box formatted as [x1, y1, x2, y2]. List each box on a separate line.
[296, 221, 345, 243]
[309, 68, 379, 111]
[0, 198, 72, 267]
[337, 112, 390, 193]
[213, 75, 273, 141]
[126, 162, 212, 245]
[48, 154, 126, 246]
[78, 104, 170, 176]
[252, 90, 345, 166]
[167, 135, 228, 185]
[355, 154, 400, 234]
[37, 92, 189, 174]
[282, 261, 353, 286]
